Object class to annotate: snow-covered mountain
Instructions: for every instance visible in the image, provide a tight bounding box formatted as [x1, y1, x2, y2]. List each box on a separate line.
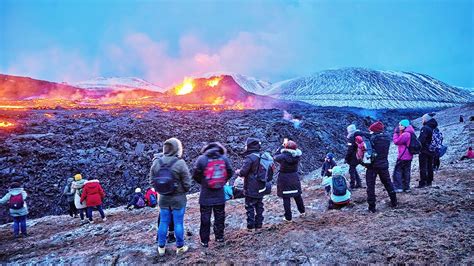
[457, 86, 474, 96]
[74, 77, 164, 92]
[197, 72, 271, 95]
[264, 68, 474, 109]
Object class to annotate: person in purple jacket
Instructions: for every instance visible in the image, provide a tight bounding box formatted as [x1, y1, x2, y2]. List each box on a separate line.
[392, 120, 415, 193]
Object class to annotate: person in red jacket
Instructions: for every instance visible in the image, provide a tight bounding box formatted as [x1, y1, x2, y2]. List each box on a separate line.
[144, 187, 158, 207]
[460, 147, 474, 160]
[80, 179, 106, 223]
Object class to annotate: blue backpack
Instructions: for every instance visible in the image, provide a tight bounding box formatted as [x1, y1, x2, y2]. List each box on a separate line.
[152, 158, 179, 195]
[149, 193, 157, 207]
[332, 175, 348, 196]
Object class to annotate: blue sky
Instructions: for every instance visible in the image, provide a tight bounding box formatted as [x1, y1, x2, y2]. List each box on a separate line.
[0, 0, 473, 88]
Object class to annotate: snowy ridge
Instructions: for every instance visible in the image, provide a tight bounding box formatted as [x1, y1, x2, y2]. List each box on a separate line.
[197, 71, 271, 95]
[74, 77, 164, 92]
[264, 68, 474, 109]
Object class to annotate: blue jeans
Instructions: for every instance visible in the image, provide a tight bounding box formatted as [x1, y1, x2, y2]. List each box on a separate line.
[13, 215, 27, 237]
[157, 207, 185, 248]
[87, 205, 105, 221]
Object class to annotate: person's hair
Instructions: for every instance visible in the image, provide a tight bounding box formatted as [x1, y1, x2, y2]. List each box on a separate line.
[10, 182, 21, 189]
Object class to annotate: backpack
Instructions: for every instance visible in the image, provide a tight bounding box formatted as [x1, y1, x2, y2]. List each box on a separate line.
[149, 193, 157, 207]
[332, 175, 348, 196]
[136, 196, 145, 208]
[9, 194, 24, 210]
[152, 158, 179, 195]
[361, 136, 377, 165]
[407, 132, 422, 155]
[428, 128, 447, 157]
[252, 152, 274, 195]
[204, 158, 228, 189]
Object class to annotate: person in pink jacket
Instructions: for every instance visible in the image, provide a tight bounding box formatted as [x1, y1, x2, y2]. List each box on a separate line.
[392, 119, 415, 193]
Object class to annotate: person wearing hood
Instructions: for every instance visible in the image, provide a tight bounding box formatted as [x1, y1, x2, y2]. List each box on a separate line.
[145, 187, 158, 208]
[149, 137, 192, 256]
[364, 121, 397, 213]
[321, 153, 337, 177]
[63, 177, 78, 218]
[274, 140, 305, 222]
[80, 179, 106, 223]
[344, 124, 364, 189]
[236, 138, 274, 231]
[127, 188, 146, 209]
[0, 182, 28, 238]
[392, 120, 415, 193]
[418, 113, 438, 187]
[321, 166, 351, 210]
[71, 174, 88, 224]
[192, 142, 233, 248]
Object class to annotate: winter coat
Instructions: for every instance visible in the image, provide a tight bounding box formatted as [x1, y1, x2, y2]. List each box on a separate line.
[149, 138, 192, 209]
[345, 130, 366, 166]
[80, 180, 105, 207]
[72, 179, 87, 209]
[467, 149, 474, 159]
[367, 132, 391, 169]
[393, 125, 415, 161]
[275, 149, 302, 198]
[418, 118, 438, 155]
[192, 142, 233, 206]
[144, 189, 158, 207]
[0, 188, 29, 217]
[321, 176, 351, 203]
[321, 159, 337, 177]
[63, 178, 75, 202]
[239, 142, 273, 199]
[128, 192, 146, 208]
[355, 136, 366, 161]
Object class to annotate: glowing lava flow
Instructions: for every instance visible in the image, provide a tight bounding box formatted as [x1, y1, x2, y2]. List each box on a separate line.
[207, 76, 223, 87]
[0, 121, 15, 128]
[175, 78, 194, 95]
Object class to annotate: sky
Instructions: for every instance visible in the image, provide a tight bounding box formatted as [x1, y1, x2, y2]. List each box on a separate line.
[0, 0, 473, 88]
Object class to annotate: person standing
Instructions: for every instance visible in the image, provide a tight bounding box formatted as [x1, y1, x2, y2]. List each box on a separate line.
[192, 142, 233, 248]
[71, 174, 88, 224]
[63, 177, 78, 218]
[392, 120, 415, 193]
[418, 113, 438, 187]
[0, 182, 28, 238]
[364, 121, 397, 213]
[345, 124, 364, 189]
[80, 179, 106, 223]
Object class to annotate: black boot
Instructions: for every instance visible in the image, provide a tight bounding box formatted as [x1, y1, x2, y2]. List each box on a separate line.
[167, 231, 176, 244]
[389, 192, 398, 208]
[368, 204, 376, 213]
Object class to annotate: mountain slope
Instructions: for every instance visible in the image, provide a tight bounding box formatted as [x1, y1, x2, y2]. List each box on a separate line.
[265, 68, 474, 109]
[197, 72, 271, 95]
[74, 77, 164, 92]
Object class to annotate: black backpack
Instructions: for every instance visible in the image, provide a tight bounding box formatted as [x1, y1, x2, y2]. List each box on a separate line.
[332, 175, 348, 196]
[407, 132, 422, 155]
[152, 158, 179, 195]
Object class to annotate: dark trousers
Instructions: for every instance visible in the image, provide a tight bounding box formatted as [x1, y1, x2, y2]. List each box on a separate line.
[328, 199, 350, 210]
[366, 167, 396, 208]
[156, 211, 175, 242]
[87, 205, 105, 221]
[245, 197, 264, 229]
[283, 196, 305, 221]
[12, 216, 27, 237]
[199, 204, 225, 244]
[349, 165, 362, 188]
[419, 153, 434, 186]
[392, 160, 412, 190]
[433, 155, 440, 171]
[78, 208, 87, 220]
[68, 201, 78, 217]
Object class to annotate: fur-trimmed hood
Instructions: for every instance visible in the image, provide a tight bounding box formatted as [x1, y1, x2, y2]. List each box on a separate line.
[281, 148, 302, 157]
[201, 142, 227, 158]
[163, 138, 183, 158]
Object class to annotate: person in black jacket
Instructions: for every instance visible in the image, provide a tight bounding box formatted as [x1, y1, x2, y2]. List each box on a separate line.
[236, 138, 273, 231]
[345, 124, 364, 189]
[127, 188, 146, 209]
[321, 153, 337, 177]
[418, 113, 438, 187]
[275, 140, 305, 222]
[365, 121, 397, 213]
[192, 142, 233, 248]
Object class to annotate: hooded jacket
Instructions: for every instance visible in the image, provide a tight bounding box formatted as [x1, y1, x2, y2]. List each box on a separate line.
[149, 138, 192, 209]
[321, 159, 337, 177]
[192, 142, 233, 206]
[418, 118, 438, 155]
[72, 179, 87, 209]
[345, 130, 367, 166]
[144, 188, 158, 207]
[239, 138, 273, 198]
[321, 176, 351, 203]
[393, 125, 415, 161]
[368, 131, 391, 169]
[80, 180, 105, 207]
[0, 188, 28, 217]
[63, 178, 75, 202]
[275, 148, 303, 198]
[128, 192, 146, 208]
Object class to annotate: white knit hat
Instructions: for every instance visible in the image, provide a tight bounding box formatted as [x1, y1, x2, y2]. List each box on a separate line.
[135, 188, 141, 193]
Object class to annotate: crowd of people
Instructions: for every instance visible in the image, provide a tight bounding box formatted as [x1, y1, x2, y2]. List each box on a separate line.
[1, 112, 469, 257]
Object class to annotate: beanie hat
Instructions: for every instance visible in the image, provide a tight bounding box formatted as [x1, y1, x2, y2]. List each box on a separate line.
[74, 174, 82, 181]
[135, 188, 141, 193]
[10, 182, 21, 189]
[331, 166, 344, 176]
[326, 153, 334, 160]
[284, 140, 298, 150]
[150, 187, 156, 192]
[422, 113, 435, 121]
[347, 124, 357, 134]
[369, 121, 385, 133]
[399, 119, 410, 127]
[245, 138, 261, 151]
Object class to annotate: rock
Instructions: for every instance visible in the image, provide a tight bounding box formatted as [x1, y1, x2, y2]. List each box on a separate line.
[135, 143, 145, 156]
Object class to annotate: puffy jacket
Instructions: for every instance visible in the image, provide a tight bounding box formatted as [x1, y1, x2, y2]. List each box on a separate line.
[149, 138, 192, 209]
[275, 149, 302, 198]
[72, 179, 87, 209]
[63, 178, 75, 202]
[418, 118, 438, 155]
[321, 159, 337, 177]
[80, 180, 105, 207]
[321, 176, 351, 203]
[393, 125, 415, 161]
[144, 189, 158, 206]
[128, 192, 145, 208]
[0, 188, 28, 217]
[345, 130, 366, 166]
[367, 132, 391, 169]
[192, 142, 233, 206]
[239, 141, 273, 199]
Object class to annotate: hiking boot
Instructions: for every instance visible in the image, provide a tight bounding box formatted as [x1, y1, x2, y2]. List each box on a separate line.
[368, 205, 376, 213]
[102, 217, 107, 222]
[299, 212, 306, 217]
[200, 242, 209, 248]
[283, 217, 292, 222]
[216, 238, 225, 243]
[417, 183, 426, 189]
[167, 232, 176, 244]
[176, 246, 189, 255]
[404, 189, 412, 193]
[394, 189, 403, 193]
[89, 220, 94, 224]
[158, 246, 166, 256]
[426, 182, 432, 187]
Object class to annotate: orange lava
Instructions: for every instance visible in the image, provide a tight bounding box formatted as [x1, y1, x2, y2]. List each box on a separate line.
[0, 121, 15, 128]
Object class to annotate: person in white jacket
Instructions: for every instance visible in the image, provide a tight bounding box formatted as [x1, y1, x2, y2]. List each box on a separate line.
[321, 166, 351, 210]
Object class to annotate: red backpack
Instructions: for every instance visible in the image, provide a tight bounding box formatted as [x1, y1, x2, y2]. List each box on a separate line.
[204, 158, 228, 189]
[9, 194, 24, 210]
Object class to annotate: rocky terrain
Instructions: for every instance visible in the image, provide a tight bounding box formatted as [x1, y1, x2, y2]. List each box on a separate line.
[0, 105, 472, 264]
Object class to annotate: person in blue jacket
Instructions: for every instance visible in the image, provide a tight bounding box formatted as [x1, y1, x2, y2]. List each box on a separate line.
[0, 182, 29, 238]
[321, 166, 351, 210]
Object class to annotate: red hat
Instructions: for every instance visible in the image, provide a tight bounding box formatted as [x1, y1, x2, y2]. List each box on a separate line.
[369, 121, 385, 133]
[284, 140, 298, 150]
